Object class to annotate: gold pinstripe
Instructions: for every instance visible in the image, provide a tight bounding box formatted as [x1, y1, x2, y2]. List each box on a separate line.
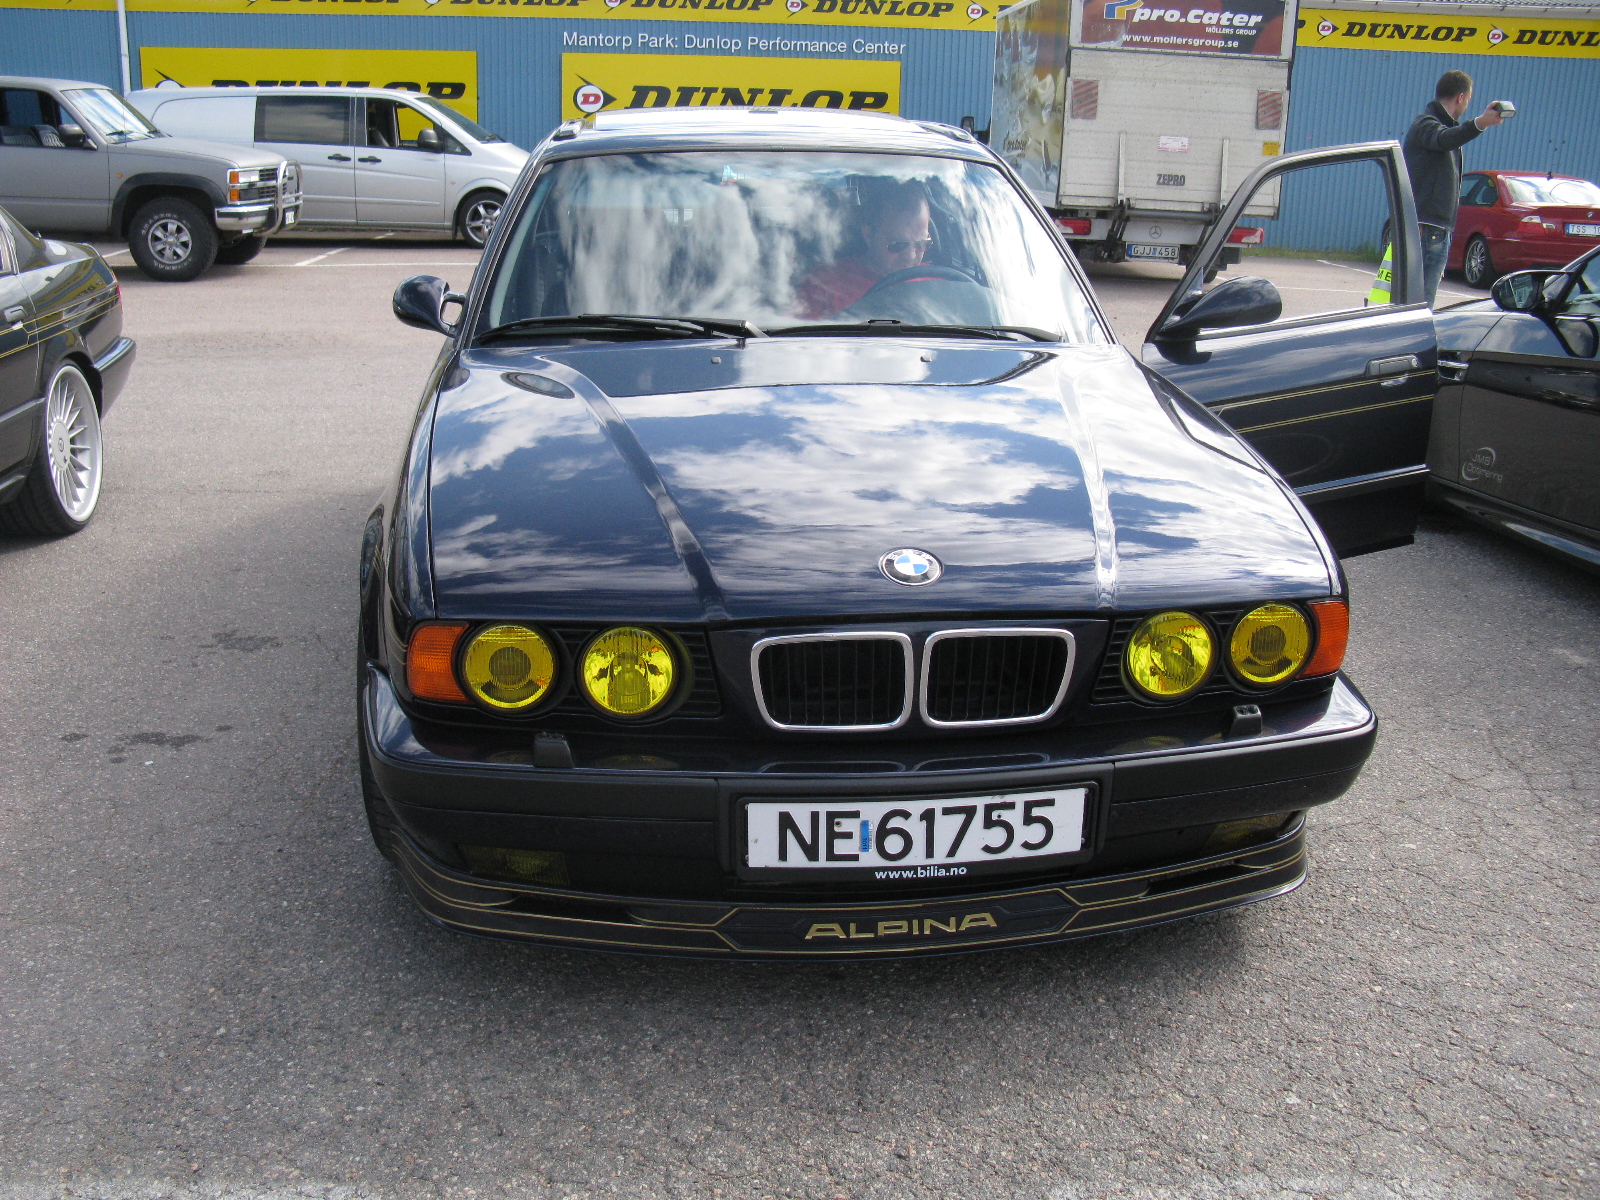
[1231, 393, 1430, 434]
[1212, 370, 1435, 415]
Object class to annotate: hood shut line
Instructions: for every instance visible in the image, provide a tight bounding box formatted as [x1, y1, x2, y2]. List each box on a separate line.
[534, 360, 730, 623]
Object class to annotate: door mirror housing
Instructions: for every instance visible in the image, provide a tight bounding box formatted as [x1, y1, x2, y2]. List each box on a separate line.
[57, 123, 93, 148]
[414, 127, 443, 153]
[393, 275, 462, 336]
[1492, 269, 1564, 313]
[1156, 276, 1283, 341]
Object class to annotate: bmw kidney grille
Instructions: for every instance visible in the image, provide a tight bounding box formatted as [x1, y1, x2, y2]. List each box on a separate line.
[751, 630, 1076, 731]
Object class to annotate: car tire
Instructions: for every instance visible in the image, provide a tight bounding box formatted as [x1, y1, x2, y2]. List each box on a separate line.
[128, 196, 218, 282]
[358, 720, 400, 862]
[214, 235, 266, 265]
[0, 362, 103, 537]
[1462, 236, 1498, 289]
[456, 190, 503, 249]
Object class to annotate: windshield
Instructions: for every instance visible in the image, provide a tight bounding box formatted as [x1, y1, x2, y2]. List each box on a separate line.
[1502, 176, 1600, 207]
[411, 95, 504, 143]
[62, 88, 162, 143]
[483, 151, 1106, 342]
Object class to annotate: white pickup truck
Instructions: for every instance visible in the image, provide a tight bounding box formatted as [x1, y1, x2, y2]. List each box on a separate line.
[989, 0, 1294, 274]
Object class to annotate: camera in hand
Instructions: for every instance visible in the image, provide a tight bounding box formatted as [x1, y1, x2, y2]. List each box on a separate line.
[1489, 100, 1517, 117]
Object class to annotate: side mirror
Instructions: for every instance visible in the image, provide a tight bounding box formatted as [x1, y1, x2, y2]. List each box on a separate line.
[414, 128, 443, 153]
[57, 123, 93, 148]
[1492, 269, 1562, 313]
[1156, 276, 1283, 341]
[393, 275, 463, 336]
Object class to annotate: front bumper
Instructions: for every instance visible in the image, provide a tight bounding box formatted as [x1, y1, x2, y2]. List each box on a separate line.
[390, 817, 1308, 959]
[215, 167, 303, 235]
[361, 665, 1375, 957]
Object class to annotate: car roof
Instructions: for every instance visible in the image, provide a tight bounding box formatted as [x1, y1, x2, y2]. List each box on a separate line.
[129, 85, 450, 101]
[1480, 169, 1589, 181]
[539, 107, 991, 161]
[0, 76, 109, 91]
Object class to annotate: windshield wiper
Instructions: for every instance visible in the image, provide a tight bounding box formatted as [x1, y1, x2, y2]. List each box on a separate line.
[767, 321, 1057, 342]
[477, 314, 765, 343]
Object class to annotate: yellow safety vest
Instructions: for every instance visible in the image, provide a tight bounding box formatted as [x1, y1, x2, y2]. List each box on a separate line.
[1367, 243, 1393, 306]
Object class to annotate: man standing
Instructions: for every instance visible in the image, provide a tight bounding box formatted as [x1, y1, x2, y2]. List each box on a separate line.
[1403, 70, 1504, 305]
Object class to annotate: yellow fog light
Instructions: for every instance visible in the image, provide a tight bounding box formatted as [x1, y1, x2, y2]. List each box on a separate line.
[1125, 610, 1213, 700]
[581, 626, 676, 717]
[461, 624, 556, 711]
[1229, 603, 1311, 687]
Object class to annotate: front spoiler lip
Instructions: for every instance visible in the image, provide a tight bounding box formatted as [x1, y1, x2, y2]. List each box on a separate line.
[387, 817, 1308, 960]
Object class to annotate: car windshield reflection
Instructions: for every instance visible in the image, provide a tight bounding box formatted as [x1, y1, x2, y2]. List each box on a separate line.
[481, 151, 1106, 344]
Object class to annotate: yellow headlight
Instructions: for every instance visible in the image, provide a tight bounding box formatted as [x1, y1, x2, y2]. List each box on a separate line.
[1125, 611, 1213, 700]
[581, 626, 676, 716]
[461, 624, 556, 711]
[1229, 603, 1311, 686]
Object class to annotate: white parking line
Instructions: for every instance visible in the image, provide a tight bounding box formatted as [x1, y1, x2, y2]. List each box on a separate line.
[293, 246, 352, 267]
[1317, 257, 1478, 299]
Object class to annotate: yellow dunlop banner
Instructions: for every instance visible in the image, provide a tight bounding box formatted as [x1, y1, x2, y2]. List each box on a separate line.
[561, 51, 900, 118]
[138, 47, 480, 117]
[0, 0, 994, 32]
[1298, 6, 1600, 58]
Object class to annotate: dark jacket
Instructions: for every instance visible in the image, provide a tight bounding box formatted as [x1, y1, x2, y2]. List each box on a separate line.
[1403, 99, 1481, 228]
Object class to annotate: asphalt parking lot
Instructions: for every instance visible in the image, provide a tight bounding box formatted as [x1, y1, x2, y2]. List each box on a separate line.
[0, 234, 1592, 1200]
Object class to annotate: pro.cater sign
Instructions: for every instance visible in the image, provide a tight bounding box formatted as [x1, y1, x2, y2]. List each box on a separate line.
[1074, 0, 1293, 58]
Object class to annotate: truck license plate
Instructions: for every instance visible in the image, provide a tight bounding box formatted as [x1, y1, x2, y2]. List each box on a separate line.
[1567, 223, 1600, 238]
[1127, 244, 1179, 261]
[744, 788, 1090, 879]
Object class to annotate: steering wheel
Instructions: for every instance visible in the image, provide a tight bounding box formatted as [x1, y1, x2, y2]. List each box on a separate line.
[860, 264, 979, 297]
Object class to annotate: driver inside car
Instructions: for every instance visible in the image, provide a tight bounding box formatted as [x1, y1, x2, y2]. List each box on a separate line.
[796, 179, 933, 320]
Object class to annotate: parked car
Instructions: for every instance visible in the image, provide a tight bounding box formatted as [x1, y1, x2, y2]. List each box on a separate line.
[1451, 170, 1600, 288]
[128, 86, 529, 248]
[0, 204, 134, 534]
[0, 76, 300, 281]
[1430, 244, 1599, 573]
[358, 108, 1442, 959]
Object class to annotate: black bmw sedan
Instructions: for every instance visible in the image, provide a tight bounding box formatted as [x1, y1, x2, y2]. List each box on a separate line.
[359, 108, 1441, 958]
[1, 205, 133, 535]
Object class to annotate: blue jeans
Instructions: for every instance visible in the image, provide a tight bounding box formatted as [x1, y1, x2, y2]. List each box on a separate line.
[1421, 223, 1451, 307]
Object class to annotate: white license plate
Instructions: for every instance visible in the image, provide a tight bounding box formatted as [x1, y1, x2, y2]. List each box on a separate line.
[744, 788, 1089, 877]
[1127, 243, 1180, 261]
[284, 210, 298, 226]
[1567, 223, 1600, 238]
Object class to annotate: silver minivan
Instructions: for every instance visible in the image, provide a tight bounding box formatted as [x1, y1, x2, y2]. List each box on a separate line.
[128, 86, 529, 247]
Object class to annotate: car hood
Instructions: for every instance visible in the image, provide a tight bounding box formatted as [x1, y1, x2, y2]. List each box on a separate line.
[111, 135, 285, 170]
[425, 338, 1333, 622]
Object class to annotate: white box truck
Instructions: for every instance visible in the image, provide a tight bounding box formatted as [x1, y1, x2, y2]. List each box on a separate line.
[989, 0, 1295, 273]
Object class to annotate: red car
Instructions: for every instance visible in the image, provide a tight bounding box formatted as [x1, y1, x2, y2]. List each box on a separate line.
[1451, 171, 1600, 288]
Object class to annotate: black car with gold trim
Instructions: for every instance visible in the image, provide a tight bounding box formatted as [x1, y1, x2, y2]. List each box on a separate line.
[0, 205, 133, 536]
[359, 110, 1438, 958]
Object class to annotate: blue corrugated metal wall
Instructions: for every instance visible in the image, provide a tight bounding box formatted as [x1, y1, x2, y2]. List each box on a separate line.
[1, 9, 123, 86]
[0, 10, 994, 146]
[5, 10, 1594, 254]
[1273, 45, 1600, 253]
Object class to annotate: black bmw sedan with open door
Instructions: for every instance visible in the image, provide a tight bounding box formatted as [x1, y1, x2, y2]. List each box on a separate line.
[359, 109, 1438, 959]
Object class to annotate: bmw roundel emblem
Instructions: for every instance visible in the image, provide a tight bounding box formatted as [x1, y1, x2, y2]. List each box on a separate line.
[879, 548, 943, 586]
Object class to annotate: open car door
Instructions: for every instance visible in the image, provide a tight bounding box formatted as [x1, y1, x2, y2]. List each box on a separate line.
[1143, 142, 1435, 558]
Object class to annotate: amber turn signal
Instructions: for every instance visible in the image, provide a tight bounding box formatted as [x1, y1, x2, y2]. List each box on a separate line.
[1302, 600, 1350, 678]
[407, 622, 470, 703]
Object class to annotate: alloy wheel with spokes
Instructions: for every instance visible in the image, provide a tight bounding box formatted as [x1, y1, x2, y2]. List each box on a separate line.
[1462, 237, 1497, 289]
[0, 363, 103, 536]
[459, 192, 503, 248]
[148, 217, 193, 266]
